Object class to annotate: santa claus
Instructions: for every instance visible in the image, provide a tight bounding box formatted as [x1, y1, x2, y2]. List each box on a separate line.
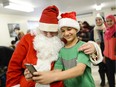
[6, 5, 64, 87]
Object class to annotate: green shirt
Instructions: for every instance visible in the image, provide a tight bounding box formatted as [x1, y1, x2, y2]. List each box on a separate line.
[54, 41, 95, 87]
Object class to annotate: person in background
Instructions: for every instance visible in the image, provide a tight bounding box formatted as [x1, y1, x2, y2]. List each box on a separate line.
[9, 40, 16, 49]
[15, 31, 25, 47]
[29, 11, 95, 87]
[18, 31, 25, 39]
[27, 29, 31, 34]
[14, 27, 20, 43]
[103, 14, 116, 87]
[93, 14, 107, 87]
[6, 5, 103, 87]
[77, 21, 93, 42]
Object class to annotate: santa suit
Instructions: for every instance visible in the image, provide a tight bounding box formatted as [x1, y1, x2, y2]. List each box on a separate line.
[6, 33, 64, 87]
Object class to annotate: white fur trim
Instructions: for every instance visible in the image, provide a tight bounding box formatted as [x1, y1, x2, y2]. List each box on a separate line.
[88, 41, 103, 64]
[35, 60, 50, 87]
[39, 22, 58, 32]
[12, 84, 20, 87]
[58, 18, 80, 31]
[35, 83, 50, 87]
[35, 59, 51, 71]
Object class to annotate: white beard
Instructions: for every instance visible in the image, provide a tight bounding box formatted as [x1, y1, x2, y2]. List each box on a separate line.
[33, 34, 64, 71]
[33, 34, 64, 87]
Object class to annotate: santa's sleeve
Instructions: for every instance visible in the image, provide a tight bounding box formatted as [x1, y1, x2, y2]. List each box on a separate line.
[88, 41, 103, 65]
[12, 84, 20, 87]
[6, 35, 29, 87]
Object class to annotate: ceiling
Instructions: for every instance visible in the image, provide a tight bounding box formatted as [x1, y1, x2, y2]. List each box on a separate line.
[0, 0, 115, 17]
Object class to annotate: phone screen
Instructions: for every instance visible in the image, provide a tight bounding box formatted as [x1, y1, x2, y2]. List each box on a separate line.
[25, 64, 37, 75]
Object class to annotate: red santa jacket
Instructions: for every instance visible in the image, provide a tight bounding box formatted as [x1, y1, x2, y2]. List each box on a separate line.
[6, 34, 63, 87]
[103, 36, 116, 60]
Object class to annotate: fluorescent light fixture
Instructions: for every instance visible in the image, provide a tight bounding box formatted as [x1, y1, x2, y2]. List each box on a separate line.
[93, 4, 104, 11]
[77, 12, 93, 18]
[4, 2, 34, 12]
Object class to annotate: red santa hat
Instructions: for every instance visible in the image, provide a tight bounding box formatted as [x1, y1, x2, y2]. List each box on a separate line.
[58, 11, 80, 31]
[39, 5, 59, 32]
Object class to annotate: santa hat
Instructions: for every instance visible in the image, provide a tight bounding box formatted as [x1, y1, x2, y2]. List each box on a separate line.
[39, 5, 59, 32]
[58, 11, 80, 31]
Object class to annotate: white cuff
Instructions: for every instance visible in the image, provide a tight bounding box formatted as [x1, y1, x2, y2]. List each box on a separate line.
[12, 84, 20, 87]
[88, 41, 103, 64]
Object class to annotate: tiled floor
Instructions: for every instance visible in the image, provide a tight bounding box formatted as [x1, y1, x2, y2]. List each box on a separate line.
[91, 65, 110, 87]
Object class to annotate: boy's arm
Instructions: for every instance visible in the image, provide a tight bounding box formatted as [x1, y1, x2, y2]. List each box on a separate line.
[53, 63, 86, 81]
[32, 63, 86, 84]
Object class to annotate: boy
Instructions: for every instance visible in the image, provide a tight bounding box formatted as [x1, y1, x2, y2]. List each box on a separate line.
[31, 11, 95, 87]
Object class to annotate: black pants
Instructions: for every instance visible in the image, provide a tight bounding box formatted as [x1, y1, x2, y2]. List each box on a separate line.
[98, 62, 107, 85]
[105, 57, 115, 87]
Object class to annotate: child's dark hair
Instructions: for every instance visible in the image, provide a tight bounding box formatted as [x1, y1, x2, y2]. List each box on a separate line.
[14, 27, 20, 31]
[11, 40, 16, 45]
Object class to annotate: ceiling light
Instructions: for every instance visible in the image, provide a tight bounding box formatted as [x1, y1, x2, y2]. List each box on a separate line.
[3, 2, 34, 12]
[93, 4, 104, 11]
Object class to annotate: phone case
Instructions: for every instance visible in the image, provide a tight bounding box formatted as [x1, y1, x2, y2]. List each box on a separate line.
[25, 64, 37, 75]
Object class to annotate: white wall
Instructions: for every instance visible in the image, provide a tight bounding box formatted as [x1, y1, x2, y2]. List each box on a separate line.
[0, 8, 115, 46]
[78, 8, 116, 25]
[0, 13, 38, 46]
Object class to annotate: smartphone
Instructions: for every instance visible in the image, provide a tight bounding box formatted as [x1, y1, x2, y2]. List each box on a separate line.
[25, 64, 37, 75]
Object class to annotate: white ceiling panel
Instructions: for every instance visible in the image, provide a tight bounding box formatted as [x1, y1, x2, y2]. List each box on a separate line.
[0, 0, 115, 17]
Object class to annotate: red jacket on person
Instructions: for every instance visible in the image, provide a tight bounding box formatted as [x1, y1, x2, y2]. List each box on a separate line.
[6, 34, 63, 87]
[103, 36, 116, 60]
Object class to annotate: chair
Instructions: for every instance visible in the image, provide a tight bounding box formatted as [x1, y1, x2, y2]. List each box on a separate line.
[0, 46, 14, 87]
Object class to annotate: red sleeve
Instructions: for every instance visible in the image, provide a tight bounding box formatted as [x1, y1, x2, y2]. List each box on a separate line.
[6, 34, 34, 87]
[51, 81, 64, 87]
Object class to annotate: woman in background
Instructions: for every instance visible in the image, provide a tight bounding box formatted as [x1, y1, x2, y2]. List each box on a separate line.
[104, 14, 116, 87]
[93, 14, 107, 87]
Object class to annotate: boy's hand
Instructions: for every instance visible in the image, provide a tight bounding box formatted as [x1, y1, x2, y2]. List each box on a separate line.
[32, 71, 56, 84]
[24, 69, 33, 81]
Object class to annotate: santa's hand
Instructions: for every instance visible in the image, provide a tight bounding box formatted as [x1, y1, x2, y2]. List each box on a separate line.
[32, 71, 56, 84]
[24, 69, 33, 81]
[78, 42, 96, 54]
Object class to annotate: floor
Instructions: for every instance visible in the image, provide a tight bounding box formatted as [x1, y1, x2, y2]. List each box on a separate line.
[92, 65, 111, 87]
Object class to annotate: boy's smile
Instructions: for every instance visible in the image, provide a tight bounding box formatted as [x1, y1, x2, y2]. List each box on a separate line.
[61, 26, 78, 43]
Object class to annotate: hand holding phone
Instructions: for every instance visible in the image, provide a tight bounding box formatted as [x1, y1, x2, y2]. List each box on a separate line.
[25, 64, 37, 75]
